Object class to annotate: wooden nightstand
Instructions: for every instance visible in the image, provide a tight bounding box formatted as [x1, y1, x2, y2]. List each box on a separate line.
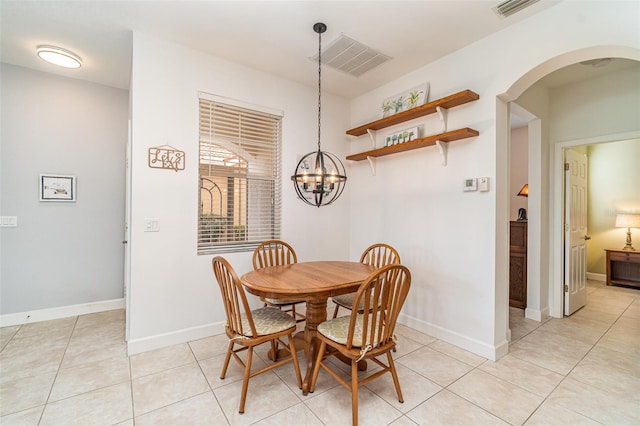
[605, 249, 640, 289]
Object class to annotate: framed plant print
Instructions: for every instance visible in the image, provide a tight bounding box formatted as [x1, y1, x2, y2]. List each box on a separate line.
[40, 174, 76, 202]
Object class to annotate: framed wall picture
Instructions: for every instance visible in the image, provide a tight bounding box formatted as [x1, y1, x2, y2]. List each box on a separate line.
[40, 174, 76, 202]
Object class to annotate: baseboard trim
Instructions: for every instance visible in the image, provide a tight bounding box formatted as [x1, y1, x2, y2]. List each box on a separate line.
[127, 322, 226, 356]
[0, 298, 125, 327]
[398, 312, 508, 361]
[587, 272, 606, 282]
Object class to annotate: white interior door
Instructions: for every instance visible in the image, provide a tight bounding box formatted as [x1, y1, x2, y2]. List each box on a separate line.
[564, 149, 588, 315]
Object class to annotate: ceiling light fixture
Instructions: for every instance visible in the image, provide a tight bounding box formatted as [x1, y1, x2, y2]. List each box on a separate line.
[36, 45, 82, 69]
[291, 23, 347, 207]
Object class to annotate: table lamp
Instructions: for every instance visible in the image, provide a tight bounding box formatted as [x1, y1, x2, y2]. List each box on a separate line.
[615, 213, 640, 251]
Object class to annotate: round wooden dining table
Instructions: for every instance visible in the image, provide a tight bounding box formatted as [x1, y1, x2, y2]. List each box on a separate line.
[240, 260, 376, 394]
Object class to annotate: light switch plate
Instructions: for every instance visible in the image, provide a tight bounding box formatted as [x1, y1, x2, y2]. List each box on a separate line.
[0, 216, 17, 227]
[144, 218, 160, 232]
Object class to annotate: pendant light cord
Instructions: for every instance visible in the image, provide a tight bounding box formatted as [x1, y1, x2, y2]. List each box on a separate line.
[317, 28, 322, 152]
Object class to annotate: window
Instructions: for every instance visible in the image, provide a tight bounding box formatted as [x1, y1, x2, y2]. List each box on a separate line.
[198, 93, 282, 254]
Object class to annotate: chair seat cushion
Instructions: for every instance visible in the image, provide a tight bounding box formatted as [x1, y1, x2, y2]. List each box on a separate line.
[317, 314, 378, 348]
[333, 292, 377, 311]
[264, 297, 305, 306]
[241, 307, 296, 337]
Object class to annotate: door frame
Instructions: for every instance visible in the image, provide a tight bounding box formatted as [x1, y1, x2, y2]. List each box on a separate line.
[550, 130, 640, 317]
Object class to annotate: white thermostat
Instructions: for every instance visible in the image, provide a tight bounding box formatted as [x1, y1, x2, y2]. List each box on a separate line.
[479, 177, 490, 192]
[464, 178, 477, 192]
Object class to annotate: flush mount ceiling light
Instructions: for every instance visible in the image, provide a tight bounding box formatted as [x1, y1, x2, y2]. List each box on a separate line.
[36, 45, 82, 69]
[291, 23, 347, 207]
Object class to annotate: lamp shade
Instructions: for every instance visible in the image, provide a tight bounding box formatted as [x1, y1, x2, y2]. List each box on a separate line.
[517, 184, 528, 197]
[615, 213, 640, 229]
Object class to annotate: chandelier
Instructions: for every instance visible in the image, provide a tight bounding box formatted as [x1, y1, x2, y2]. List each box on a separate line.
[291, 22, 347, 207]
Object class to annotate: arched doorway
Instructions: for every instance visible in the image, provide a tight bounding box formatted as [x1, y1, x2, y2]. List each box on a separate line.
[495, 46, 640, 348]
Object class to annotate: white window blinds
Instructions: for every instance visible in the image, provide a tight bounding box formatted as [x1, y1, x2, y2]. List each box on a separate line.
[198, 94, 282, 254]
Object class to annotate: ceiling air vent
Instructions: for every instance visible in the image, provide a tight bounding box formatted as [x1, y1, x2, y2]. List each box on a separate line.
[310, 34, 391, 78]
[493, 0, 540, 18]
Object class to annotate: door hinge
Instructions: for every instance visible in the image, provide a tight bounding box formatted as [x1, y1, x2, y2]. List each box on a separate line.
[564, 284, 569, 292]
[564, 162, 570, 171]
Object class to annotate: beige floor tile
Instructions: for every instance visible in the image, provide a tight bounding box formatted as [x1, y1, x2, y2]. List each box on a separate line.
[569, 305, 622, 324]
[428, 340, 487, 367]
[13, 317, 76, 341]
[389, 415, 420, 426]
[0, 373, 55, 416]
[597, 322, 640, 355]
[394, 324, 437, 346]
[538, 316, 610, 345]
[305, 382, 402, 426]
[568, 346, 640, 400]
[397, 346, 473, 387]
[130, 343, 195, 379]
[60, 333, 127, 369]
[547, 377, 640, 425]
[39, 381, 132, 426]
[214, 371, 302, 425]
[49, 356, 131, 402]
[198, 350, 271, 390]
[448, 369, 544, 425]
[252, 402, 323, 426]
[524, 399, 603, 425]
[478, 354, 564, 397]
[134, 391, 227, 426]
[406, 390, 509, 426]
[0, 337, 67, 383]
[74, 309, 125, 331]
[132, 362, 209, 416]
[0, 325, 20, 346]
[392, 334, 425, 358]
[0, 405, 44, 426]
[188, 333, 231, 360]
[508, 329, 592, 375]
[364, 362, 441, 413]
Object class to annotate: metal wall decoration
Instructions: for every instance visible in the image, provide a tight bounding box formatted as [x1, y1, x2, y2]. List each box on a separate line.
[148, 145, 185, 172]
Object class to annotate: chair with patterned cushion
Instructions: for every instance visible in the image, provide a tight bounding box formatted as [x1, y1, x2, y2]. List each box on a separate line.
[212, 256, 302, 414]
[331, 243, 401, 318]
[253, 240, 306, 323]
[309, 264, 411, 426]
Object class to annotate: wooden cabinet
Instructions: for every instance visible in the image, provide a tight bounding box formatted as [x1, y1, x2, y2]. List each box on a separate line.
[605, 249, 640, 288]
[509, 221, 527, 308]
[345, 90, 479, 162]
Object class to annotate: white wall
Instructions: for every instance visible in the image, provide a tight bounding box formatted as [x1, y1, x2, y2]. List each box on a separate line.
[127, 33, 351, 353]
[587, 139, 640, 274]
[0, 64, 128, 317]
[348, 1, 640, 359]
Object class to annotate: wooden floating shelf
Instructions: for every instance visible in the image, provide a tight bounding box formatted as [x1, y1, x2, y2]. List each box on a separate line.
[346, 128, 479, 162]
[346, 89, 480, 137]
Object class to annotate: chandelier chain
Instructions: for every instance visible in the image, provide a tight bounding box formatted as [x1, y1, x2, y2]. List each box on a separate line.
[317, 28, 322, 152]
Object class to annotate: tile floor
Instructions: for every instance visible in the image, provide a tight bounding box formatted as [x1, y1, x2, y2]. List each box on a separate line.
[1, 280, 638, 425]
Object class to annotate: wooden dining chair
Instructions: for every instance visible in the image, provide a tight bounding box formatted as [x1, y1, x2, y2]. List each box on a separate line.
[212, 256, 303, 414]
[253, 240, 306, 323]
[309, 263, 411, 426]
[332, 243, 401, 318]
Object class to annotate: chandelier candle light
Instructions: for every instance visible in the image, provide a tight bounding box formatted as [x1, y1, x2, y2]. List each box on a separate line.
[291, 23, 347, 207]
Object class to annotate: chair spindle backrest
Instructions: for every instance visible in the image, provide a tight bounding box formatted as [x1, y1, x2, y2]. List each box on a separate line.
[360, 243, 401, 269]
[212, 256, 256, 338]
[252, 240, 297, 270]
[346, 264, 411, 350]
